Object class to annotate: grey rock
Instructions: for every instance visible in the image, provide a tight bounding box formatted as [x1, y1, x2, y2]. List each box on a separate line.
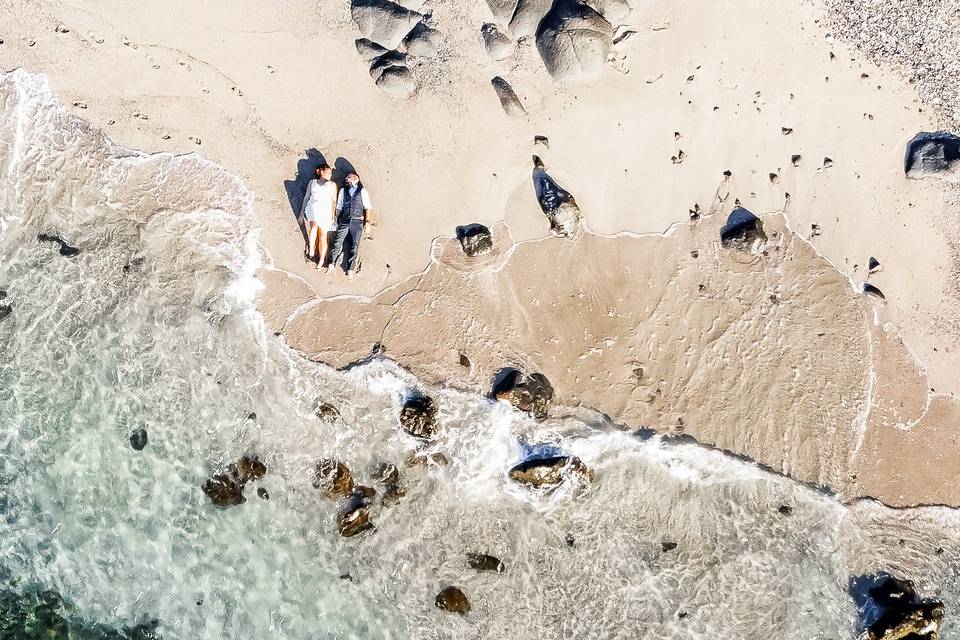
[584, 0, 632, 23]
[337, 493, 375, 537]
[481, 23, 514, 61]
[0, 304, 10, 322]
[510, 0, 555, 39]
[455, 223, 494, 256]
[373, 461, 406, 504]
[485, 0, 520, 24]
[376, 65, 416, 96]
[351, 0, 423, 50]
[491, 76, 526, 117]
[369, 50, 408, 79]
[536, 0, 613, 82]
[904, 131, 960, 178]
[492, 368, 554, 419]
[356, 38, 389, 62]
[532, 155, 581, 237]
[404, 23, 442, 58]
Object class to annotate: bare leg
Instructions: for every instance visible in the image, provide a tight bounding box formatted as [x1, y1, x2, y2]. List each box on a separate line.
[306, 222, 319, 260]
[317, 227, 330, 269]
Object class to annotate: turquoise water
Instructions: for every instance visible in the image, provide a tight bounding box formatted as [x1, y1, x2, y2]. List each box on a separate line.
[0, 69, 958, 640]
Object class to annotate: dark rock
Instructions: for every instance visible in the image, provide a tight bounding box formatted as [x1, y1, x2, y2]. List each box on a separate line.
[202, 454, 267, 507]
[565, 533, 576, 547]
[848, 572, 944, 640]
[435, 586, 471, 614]
[459, 353, 471, 368]
[534, 134, 549, 147]
[719, 207, 766, 250]
[403, 23, 441, 58]
[508, 455, 592, 487]
[373, 462, 406, 504]
[863, 283, 886, 301]
[0, 289, 6, 299]
[491, 76, 526, 117]
[316, 401, 342, 423]
[491, 368, 554, 419]
[233, 455, 267, 483]
[532, 156, 581, 237]
[777, 504, 793, 515]
[868, 257, 881, 273]
[312, 459, 355, 499]
[661, 541, 677, 552]
[399, 394, 438, 439]
[37, 233, 80, 257]
[129, 428, 148, 451]
[467, 553, 505, 573]
[0, 304, 11, 322]
[257, 487, 269, 500]
[351, 0, 422, 50]
[355, 38, 389, 62]
[122, 257, 144, 273]
[481, 22, 513, 61]
[375, 64, 415, 96]
[905, 131, 960, 178]
[369, 49, 407, 79]
[337, 493, 375, 537]
[405, 450, 449, 467]
[455, 223, 493, 257]
[536, 0, 613, 82]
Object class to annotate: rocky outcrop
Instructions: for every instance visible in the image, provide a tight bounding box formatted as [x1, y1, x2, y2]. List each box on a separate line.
[535, 0, 613, 82]
[467, 553, 505, 573]
[355, 38, 389, 62]
[508, 455, 592, 486]
[435, 586, 471, 614]
[719, 207, 766, 250]
[904, 131, 960, 179]
[492, 369, 554, 419]
[532, 156, 581, 236]
[399, 394, 438, 439]
[849, 573, 944, 640]
[202, 455, 267, 507]
[491, 77, 526, 117]
[455, 224, 494, 257]
[312, 459, 355, 499]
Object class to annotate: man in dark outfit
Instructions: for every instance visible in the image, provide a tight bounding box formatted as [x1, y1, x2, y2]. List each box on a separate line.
[327, 172, 373, 279]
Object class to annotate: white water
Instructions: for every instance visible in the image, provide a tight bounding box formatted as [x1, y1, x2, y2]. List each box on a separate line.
[0, 69, 957, 639]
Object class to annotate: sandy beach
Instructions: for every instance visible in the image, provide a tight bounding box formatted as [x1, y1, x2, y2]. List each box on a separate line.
[3, 0, 960, 507]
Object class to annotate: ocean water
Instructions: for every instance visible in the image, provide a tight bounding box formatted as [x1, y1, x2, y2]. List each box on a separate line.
[0, 69, 958, 640]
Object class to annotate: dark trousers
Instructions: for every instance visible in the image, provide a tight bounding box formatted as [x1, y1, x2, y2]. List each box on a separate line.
[330, 218, 364, 272]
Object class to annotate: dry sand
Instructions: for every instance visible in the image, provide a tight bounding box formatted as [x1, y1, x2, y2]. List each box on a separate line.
[2, 0, 959, 506]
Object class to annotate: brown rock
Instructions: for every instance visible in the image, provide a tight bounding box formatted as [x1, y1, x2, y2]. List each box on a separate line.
[201, 454, 267, 508]
[316, 402, 342, 422]
[435, 586, 471, 614]
[492, 369, 554, 419]
[373, 462, 406, 505]
[508, 455, 592, 487]
[312, 459, 355, 499]
[399, 395, 438, 439]
[337, 494, 375, 538]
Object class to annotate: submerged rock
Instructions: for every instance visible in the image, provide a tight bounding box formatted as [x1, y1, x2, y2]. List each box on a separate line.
[312, 458, 355, 499]
[202, 454, 267, 507]
[37, 233, 81, 257]
[337, 493, 375, 537]
[373, 462, 406, 505]
[849, 573, 944, 640]
[316, 401, 342, 423]
[532, 156, 581, 237]
[129, 427, 148, 451]
[719, 207, 766, 250]
[508, 455, 592, 487]
[435, 586, 471, 614]
[467, 553, 505, 573]
[0, 304, 11, 322]
[455, 223, 494, 256]
[492, 369, 554, 419]
[405, 449, 449, 467]
[399, 394, 438, 439]
[491, 76, 526, 117]
[661, 541, 678, 552]
[536, 0, 613, 82]
[904, 131, 960, 178]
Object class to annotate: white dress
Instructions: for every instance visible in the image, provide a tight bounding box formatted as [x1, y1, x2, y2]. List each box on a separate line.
[302, 179, 338, 230]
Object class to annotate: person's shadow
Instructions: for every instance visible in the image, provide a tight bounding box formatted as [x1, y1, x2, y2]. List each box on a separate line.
[283, 149, 329, 245]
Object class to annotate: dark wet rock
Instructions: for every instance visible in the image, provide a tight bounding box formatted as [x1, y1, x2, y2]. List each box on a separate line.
[869, 257, 881, 273]
[375, 64, 415, 96]
[351, 0, 422, 50]
[435, 586, 471, 614]
[863, 283, 886, 301]
[257, 487, 269, 500]
[405, 450, 449, 467]
[399, 394, 438, 439]
[778, 504, 793, 515]
[373, 462, 406, 505]
[491, 76, 526, 117]
[355, 37, 389, 62]
[337, 493, 375, 537]
[0, 289, 6, 299]
[467, 553, 505, 573]
[905, 131, 960, 178]
[492, 368, 554, 419]
[532, 156, 581, 236]
[849, 572, 944, 640]
[202, 454, 267, 507]
[0, 304, 11, 322]
[456, 223, 494, 257]
[510, 0, 554, 39]
[719, 207, 766, 250]
[661, 541, 677, 552]
[565, 533, 576, 547]
[312, 458, 355, 499]
[508, 455, 592, 487]
[534, 134, 549, 147]
[122, 257, 144, 273]
[129, 428, 148, 451]
[316, 401, 342, 423]
[536, 0, 613, 82]
[459, 353, 472, 368]
[37, 233, 80, 257]
[246, 412, 257, 420]
[481, 22, 513, 61]
[403, 23, 441, 57]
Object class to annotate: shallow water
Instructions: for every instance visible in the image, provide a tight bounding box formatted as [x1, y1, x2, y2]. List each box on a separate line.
[0, 69, 958, 640]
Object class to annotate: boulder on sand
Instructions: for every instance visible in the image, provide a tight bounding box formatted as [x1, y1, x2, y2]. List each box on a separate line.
[481, 23, 514, 61]
[435, 586, 471, 614]
[904, 131, 960, 178]
[509, 0, 555, 39]
[375, 65, 416, 96]
[535, 0, 613, 82]
[508, 455, 593, 487]
[532, 156, 581, 237]
[355, 38, 389, 62]
[202, 454, 267, 507]
[455, 223, 494, 256]
[719, 207, 766, 250]
[491, 368, 554, 419]
[399, 394, 438, 439]
[351, 0, 423, 50]
[403, 23, 442, 58]
[312, 459, 356, 499]
[491, 76, 526, 117]
[848, 572, 944, 640]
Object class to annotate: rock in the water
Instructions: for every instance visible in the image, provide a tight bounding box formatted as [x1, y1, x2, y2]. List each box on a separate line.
[312, 459, 355, 499]
[491, 76, 526, 117]
[202, 454, 267, 507]
[481, 23, 514, 61]
[0, 304, 11, 322]
[356, 38, 389, 61]
[661, 541, 678, 552]
[510, 0, 554, 39]
[849, 573, 944, 640]
[904, 131, 960, 178]
[129, 428, 148, 451]
[351, 0, 423, 50]
[467, 553, 505, 573]
[405, 450, 449, 467]
[508, 455, 592, 487]
[719, 207, 766, 250]
[257, 487, 270, 500]
[403, 23, 441, 57]
[455, 223, 494, 256]
[536, 0, 613, 82]
[0, 288, 7, 299]
[532, 156, 581, 236]
[316, 401, 342, 423]
[375, 64, 416, 96]
[337, 493, 375, 537]
[435, 586, 471, 614]
[492, 368, 554, 419]
[373, 462, 406, 504]
[37, 233, 81, 257]
[399, 394, 438, 439]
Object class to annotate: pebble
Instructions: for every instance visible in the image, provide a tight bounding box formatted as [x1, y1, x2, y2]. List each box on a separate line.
[129, 428, 148, 450]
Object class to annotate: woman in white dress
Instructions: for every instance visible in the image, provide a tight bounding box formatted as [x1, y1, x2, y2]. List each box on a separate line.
[300, 163, 338, 269]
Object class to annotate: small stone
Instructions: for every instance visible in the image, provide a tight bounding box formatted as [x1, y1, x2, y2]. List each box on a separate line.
[781, 126, 793, 135]
[129, 428, 148, 451]
[534, 135, 549, 147]
[189, 136, 202, 145]
[863, 283, 885, 301]
[778, 504, 793, 515]
[459, 353, 471, 368]
[399, 394, 438, 440]
[467, 553, 505, 573]
[810, 223, 821, 238]
[72, 101, 87, 109]
[769, 172, 779, 184]
[791, 154, 802, 166]
[822, 157, 833, 169]
[247, 412, 257, 420]
[257, 487, 269, 500]
[435, 586, 471, 614]
[868, 257, 880, 273]
[312, 459, 355, 499]
[55, 25, 70, 33]
[373, 462, 406, 505]
[661, 541, 678, 552]
[719, 207, 766, 251]
[565, 533, 576, 547]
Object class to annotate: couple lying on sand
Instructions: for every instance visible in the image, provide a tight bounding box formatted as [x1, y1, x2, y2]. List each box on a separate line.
[301, 164, 373, 279]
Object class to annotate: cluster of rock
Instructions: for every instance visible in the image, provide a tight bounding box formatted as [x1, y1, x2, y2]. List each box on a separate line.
[352, 0, 441, 96]
[532, 155, 581, 237]
[201, 455, 268, 507]
[313, 457, 408, 537]
[904, 131, 959, 179]
[849, 572, 944, 639]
